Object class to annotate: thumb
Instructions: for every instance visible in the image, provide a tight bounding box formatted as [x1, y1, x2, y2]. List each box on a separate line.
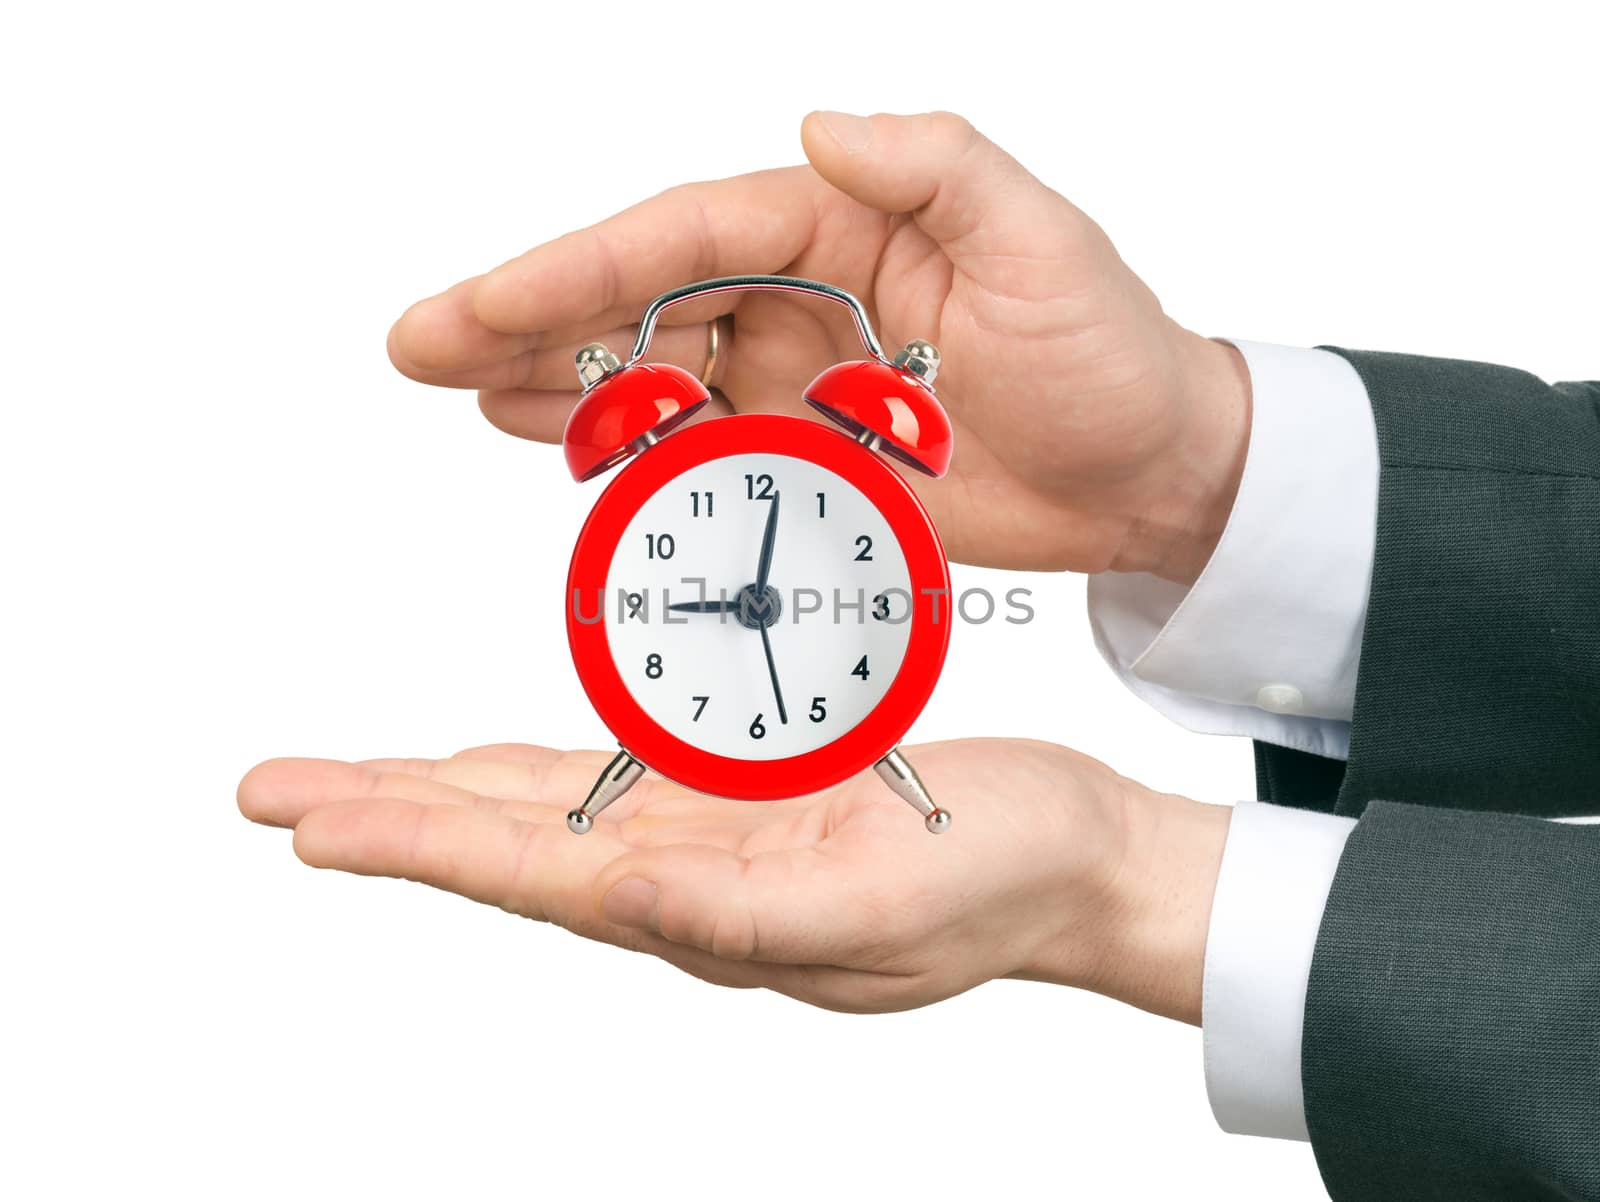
[800, 110, 1087, 261]
[594, 843, 864, 964]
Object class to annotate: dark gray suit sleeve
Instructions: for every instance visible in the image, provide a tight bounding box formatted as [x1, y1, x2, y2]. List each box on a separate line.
[1284, 355, 1600, 1198]
[1252, 355, 1600, 816]
[1304, 802, 1600, 1200]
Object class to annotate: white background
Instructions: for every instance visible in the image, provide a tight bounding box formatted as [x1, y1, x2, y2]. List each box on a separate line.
[2, 2, 1593, 1199]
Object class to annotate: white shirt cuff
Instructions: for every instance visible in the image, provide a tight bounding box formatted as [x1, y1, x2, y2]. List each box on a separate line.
[1087, 341, 1379, 758]
[1203, 801, 1357, 1141]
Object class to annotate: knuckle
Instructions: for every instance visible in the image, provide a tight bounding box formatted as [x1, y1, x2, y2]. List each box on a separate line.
[924, 110, 980, 152]
[654, 897, 701, 948]
[707, 905, 759, 962]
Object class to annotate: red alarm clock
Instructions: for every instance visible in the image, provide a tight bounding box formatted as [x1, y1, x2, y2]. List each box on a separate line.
[562, 277, 954, 834]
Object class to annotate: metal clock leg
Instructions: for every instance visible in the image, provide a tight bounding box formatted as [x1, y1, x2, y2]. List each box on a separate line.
[567, 748, 645, 834]
[874, 748, 951, 834]
[570, 747, 949, 835]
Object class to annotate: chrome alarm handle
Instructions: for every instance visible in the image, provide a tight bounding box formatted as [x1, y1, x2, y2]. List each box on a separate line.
[628, 275, 891, 367]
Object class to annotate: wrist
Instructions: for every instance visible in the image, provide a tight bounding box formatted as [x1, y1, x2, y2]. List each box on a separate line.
[1119, 329, 1251, 587]
[1105, 786, 1231, 1024]
[1020, 777, 1231, 1026]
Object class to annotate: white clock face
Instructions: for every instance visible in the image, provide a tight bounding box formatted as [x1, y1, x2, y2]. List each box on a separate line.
[603, 452, 913, 760]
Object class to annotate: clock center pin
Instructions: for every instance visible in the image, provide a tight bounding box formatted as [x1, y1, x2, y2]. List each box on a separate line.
[733, 583, 783, 630]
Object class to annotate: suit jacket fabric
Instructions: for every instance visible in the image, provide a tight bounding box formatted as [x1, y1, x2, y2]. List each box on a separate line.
[1304, 802, 1600, 1200]
[1255, 350, 1600, 819]
[1254, 352, 1600, 1198]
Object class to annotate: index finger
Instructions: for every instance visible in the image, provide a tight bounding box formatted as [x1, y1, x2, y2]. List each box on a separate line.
[292, 796, 620, 927]
[391, 165, 821, 376]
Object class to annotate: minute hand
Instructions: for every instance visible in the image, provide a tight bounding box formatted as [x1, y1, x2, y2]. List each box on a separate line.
[754, 490, 780, 594]
[758, 622, 788, 725]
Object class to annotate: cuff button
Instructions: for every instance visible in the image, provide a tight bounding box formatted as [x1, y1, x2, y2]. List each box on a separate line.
[1255, 683, 1305, 714]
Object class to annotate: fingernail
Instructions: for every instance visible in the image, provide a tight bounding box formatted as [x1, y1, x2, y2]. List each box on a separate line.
[602, 877, 659, 930]
[817, 111, 872, 153]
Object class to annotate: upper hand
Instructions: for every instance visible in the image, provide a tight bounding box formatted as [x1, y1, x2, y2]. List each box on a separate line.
[238, 738, 1226, 1021]
[388, 110, 1250, 582]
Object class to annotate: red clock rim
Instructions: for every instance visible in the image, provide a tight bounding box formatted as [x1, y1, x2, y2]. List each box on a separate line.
[566, 413, 951, 801]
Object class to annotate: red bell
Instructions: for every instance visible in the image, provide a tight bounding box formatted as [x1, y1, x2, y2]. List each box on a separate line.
[562, 344, 710, 481]
[803, 340, 952, 477]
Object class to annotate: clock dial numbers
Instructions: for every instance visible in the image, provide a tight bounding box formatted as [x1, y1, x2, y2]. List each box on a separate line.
[604, 453, 913, 761]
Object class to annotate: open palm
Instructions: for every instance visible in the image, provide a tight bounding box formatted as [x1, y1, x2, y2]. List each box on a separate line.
[238, 737, 1218, 1018]
[389, 111, 1248, 580]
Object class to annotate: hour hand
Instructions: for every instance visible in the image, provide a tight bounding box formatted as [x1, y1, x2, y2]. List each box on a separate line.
[755, 490, 780, 594]
[667, 598, 740, 614]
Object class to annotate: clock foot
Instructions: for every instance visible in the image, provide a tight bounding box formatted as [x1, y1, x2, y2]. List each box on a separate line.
[567, 748, 645, 834]
[874, 748, 950, 834]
